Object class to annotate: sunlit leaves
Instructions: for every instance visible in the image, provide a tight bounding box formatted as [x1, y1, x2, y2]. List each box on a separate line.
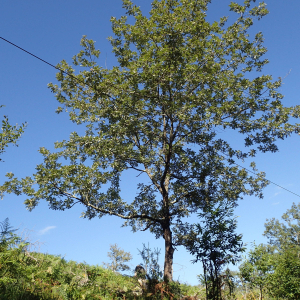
[1, 0, 300, 281]
[0, 106, 26, 162]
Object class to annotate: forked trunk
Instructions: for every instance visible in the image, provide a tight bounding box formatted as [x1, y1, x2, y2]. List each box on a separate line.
[163, 226, 174, 281]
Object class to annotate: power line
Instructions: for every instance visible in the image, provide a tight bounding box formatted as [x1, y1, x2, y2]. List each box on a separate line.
[0, 36, 93, 91]
[0, 37, 60, 70]
[1, 36, 299, 199]
[220, 151, 300, 198]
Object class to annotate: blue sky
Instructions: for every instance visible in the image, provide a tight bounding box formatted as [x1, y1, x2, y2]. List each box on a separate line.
[1, 0, 300, 286]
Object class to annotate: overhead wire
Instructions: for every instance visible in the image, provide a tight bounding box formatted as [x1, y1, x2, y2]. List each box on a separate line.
[1, 36, 299, 199]
[219, 150, 300, 198]
[0, 36, 95, 91]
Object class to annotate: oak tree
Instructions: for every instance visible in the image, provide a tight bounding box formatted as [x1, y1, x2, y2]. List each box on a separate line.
[2, 0, 300, 281]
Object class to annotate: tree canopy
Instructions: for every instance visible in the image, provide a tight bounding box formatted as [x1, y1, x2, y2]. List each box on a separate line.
[2, 0, 300, 281]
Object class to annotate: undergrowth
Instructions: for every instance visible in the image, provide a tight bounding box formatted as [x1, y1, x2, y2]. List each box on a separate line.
[0, 241, 201, 299]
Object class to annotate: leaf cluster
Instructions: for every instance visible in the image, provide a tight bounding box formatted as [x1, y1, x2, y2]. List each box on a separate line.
[0, 106, 26, 162]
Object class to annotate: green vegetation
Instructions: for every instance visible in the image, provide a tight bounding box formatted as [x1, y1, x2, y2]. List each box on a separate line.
[2, 0, 300, 282]
[0, 105, 26, 162]
[2, 204, 300, 299]
[239, 203, 300, 300]
[103, 244, 132, 273]
[180, 200, 245, 300]
[0, 219, 201, 299]
[1, 0, 300, 297]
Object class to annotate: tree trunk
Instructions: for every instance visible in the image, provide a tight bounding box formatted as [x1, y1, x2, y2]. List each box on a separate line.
[163, 226, 174, 281]
[260, 286, 263, 300]
[203, 264, 208, 300]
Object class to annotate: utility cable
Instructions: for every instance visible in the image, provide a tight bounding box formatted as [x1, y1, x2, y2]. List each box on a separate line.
[0, 37, 59, 70]
[219, 150, 300, 198]
[0, 36, 94, 91]
[1, 36, 299, 199]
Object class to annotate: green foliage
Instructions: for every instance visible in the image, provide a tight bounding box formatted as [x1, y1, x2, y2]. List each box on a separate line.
[178, 200, 245, 299]
[264, 202, 300, 249]
[0, 106, 26, 162]
[0, 230, 34, 299]
[0, 232, 200, 299]
[0, 218, 18, 244]
[2, 0, 300, 281]
[239, 244, 273, 300]
[103, 243, 132, 272]
[263, 203, 300, 299]
[137, 243, 163, 282]
[267, 246, 300, 299]
[239, 203, 300, 299]
[240, 243, 300, 300]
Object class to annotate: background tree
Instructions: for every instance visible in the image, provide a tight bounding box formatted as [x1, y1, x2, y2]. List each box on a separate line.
[2, 0, 300, 281]
[264, 202, 300, 250]
[103, 243, 132, 273]
[263, 203, 300, 299]
[137, 243, 162, 281]
[240, 203, 300, 299]
[267, 245, 300, 299]
[0, 218, 19, 245]
[0, 106, 26, 162]
[179, 200, 245, 299]
[239, 244, 273, 300]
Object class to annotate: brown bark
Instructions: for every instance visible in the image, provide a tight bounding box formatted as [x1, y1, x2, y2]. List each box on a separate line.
[163, 225, 174, 281]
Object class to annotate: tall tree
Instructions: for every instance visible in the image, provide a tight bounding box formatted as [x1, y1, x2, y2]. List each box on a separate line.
[2, 0, 300, 281]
